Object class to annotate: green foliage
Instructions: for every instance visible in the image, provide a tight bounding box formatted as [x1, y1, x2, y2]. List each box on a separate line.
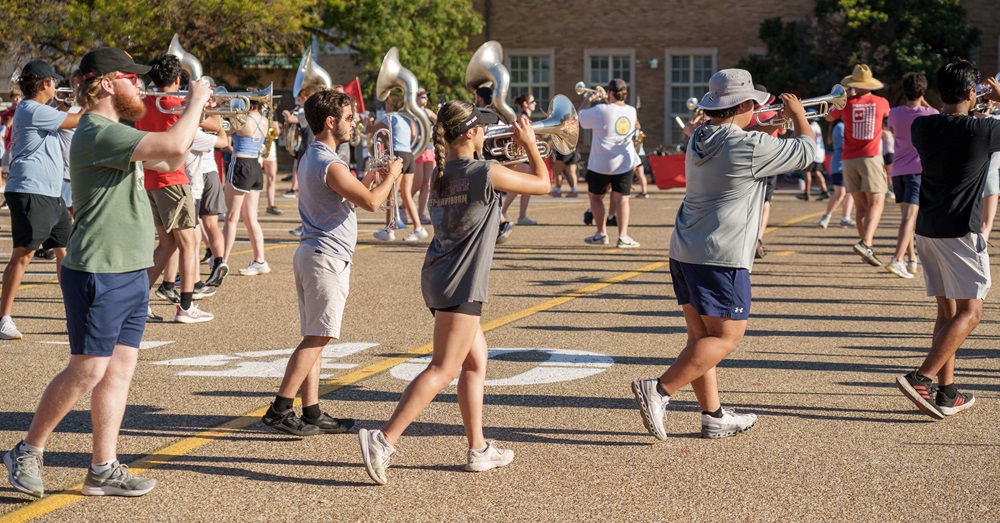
[314, 0, 484, 103]
[739, 0, 980, 101]
[0, 0, 318, 80]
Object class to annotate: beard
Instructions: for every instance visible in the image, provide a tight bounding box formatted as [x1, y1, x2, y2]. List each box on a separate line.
[337, 126, 353, 145]
[112, 84, 146, 122]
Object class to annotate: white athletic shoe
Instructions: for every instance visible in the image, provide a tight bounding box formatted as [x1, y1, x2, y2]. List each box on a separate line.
[701, 409, 757, 439]
[175, 304, 214, 324]
[373, 229, 395, 241]
[359, 429, 395, 485]
[465, 441, 515, 472]
[238, 261, 271, 276]
[631, 379, 668, 440]
[818, 214, 831, 229]
[403, 227, 429, 242]
[0, 317, 23, 340]
[885, 258, 914, 279]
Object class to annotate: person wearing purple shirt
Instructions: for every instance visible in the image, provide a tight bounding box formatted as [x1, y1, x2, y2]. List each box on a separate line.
[886, 72, 938, 278]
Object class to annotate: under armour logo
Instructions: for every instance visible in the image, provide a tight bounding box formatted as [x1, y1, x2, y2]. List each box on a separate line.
[734, 307, 744, 313]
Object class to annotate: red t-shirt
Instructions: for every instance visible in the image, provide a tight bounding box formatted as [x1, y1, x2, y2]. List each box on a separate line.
[828, 93, 889, 160]
[135, 96, 188, 190]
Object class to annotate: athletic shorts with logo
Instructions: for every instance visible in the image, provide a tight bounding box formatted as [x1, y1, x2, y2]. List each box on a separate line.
[669, 258, 751, 320]
[5, 191, 72, 250]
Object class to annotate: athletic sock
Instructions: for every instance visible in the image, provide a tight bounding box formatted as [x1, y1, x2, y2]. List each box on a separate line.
[90, 459, 116, 474]
[162, 281, 175, 291]
[180, 292, 193, 310]
[939, 383, 957, 398]
[273, 395, 294, 413]
[702, 407, 724, 418]
[655, 381, 670, 399]
[302, 404, 321, 420]
[18, 441, 43, 454]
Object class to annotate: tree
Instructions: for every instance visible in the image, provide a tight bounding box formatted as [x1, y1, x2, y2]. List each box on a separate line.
[0, 0, 318, 81]
[312, 0, 484, 103]
[739, 0, 980, 102]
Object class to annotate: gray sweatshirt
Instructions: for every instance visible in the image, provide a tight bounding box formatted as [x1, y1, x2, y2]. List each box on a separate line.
[669, 123, 814, 270]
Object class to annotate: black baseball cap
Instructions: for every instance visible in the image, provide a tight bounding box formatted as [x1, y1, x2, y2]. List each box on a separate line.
[79, 47, 151, 80]
[21, 60, 63, 81]
[607, 78, 628, 92]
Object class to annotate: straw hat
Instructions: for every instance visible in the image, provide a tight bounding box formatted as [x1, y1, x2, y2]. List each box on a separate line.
[840, 64, 884, 90]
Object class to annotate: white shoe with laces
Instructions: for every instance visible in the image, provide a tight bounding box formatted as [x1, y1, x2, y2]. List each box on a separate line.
[701, 408, 757, 439]
[465, 441, 515, 472]
[631, 379, 669, 440]
[584, 233, 609, 245]
[373, 229, 395, 241]
[818, 214, 831, 229]
[175, 304, 214, 324]
[885, 258, 914, 279]
[238, 261, 271, 276]
[403, 227, 429, 242]
[0, 317, 23, 340]
[359, 429, 395, 485]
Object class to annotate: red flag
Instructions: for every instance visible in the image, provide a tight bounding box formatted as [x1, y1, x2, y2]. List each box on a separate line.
[344, 77, 365, 114]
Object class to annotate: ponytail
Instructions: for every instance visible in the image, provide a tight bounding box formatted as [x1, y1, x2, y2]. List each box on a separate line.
[433, 122, 447, 195]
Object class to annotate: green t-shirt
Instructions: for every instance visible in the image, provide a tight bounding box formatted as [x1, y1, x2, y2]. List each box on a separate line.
[63, 113, 154, 273]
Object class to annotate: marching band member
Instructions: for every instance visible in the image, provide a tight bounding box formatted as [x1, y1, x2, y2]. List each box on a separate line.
[631, 69, 814, 440]
[262, 90, 401, 436]
[359, 100, 550, 485]
[222, 97, 270, 277]
[3, 47, 211, 498]
[498, 92, 538, 227]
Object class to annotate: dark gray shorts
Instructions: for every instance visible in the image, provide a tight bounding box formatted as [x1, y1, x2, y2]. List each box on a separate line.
[200, 171, 226, 216]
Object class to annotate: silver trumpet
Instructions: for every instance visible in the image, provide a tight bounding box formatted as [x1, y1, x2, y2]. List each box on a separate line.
[54, 87, 75, 105]
[752, 85, 847, 129]
[482, 94, 579, 164]
[574, 81, 606, 101]
[369, 128, 400, 231]
[973, 73, 1000, 113]
[146, 83, 273, 131]
[686, 97, 699, 111]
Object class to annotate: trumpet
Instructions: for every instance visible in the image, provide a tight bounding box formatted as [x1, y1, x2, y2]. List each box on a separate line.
[482, 94, 579, 164]
[685, 97, 699, 111]
[146, 83, 273, 131]
[575, 82, 605, 101]
[54, 87, 75, 105]
[972, 73, 1000, 113]
[752, 85, 847, 129]
[369, 128, 400, 232]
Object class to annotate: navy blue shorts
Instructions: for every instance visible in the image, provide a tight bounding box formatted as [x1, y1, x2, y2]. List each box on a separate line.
[892, 174, 921, 205]
[61, 267, 149, 356]
[669, 259, 751, 320]
[831, 172, 844, 187]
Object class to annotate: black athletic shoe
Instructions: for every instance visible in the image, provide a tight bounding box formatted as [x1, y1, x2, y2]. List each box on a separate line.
[262, 405, 322, 436]
[281, 174, 293, 182]
[583, 209, 593, 226]
[496, 221, 514, 244]
[895, 371, 944, 420]
[795, 193, 810, 201]
[935, 388, 975, 416]
[192, 282, 217, 299]
[302, 413, 355, 434]
[200, 249, 212, 265]
[606, 215, 617, 227]
[35, 248, 56, 260]
[155, 283, 181, 304]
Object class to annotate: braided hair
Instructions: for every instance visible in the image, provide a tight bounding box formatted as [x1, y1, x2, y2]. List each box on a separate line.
[432, 100, 475, 194]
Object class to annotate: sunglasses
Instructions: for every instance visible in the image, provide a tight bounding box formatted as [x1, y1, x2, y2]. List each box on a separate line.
[113, 73, 140, 84]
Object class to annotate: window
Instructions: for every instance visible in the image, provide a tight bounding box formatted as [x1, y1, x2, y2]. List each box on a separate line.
[584, 50, 634, 104]
[665, 50, 716, 144]
[506, 51, 553, 119]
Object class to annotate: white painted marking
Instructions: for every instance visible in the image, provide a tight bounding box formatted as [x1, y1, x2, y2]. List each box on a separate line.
[390, 348, 614, 386]
[40, 340, 175, 350]
[151, 342, 377, 378]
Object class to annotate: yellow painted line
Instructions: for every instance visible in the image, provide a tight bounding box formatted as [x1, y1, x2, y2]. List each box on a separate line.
[772, 251, 796, 257]
[0, 258, 668, 523]
[763, 211, 826, 234]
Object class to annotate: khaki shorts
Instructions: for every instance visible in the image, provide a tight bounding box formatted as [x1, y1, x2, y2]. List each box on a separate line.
[915, 232, 991, 300]
[843, 156, 887, 193]
[294, 244, 351, 338]
[147, 184, 197, 232]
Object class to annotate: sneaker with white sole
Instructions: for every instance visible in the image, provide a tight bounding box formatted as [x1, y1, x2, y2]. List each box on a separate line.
[81, 461, 156, 497]
[359, 428, 395, 485]
[4, 442, 44, 498]
[192, 282, 217, 299]
[147, 306, 164, 323]
[205, 260, 229, 287]
[853, 241, 882, 266]
[175, 304, 214, 324]
[906, 260, 918, 275]
[289, 225, 303, 236]
[617, 236, 640, 248]
[885, 258, 914, 279]
[373, 229, 395, 241]
[0, 317, 24, 340]
[818, 214, 831, 229]
[155, 283, 181, 304]
[584, 233, 609, 245]
[840, 217, 857, 228]
[935, 388, 976, 416]
[238, 261, 271, 276]
[895, 371, 944, 420]
[465, 441, 514, 472]
[701, 409, 758, 439]
[517, 216, 537, 225]
[631, 379, 669, 440]
[403, 227, 429, 242]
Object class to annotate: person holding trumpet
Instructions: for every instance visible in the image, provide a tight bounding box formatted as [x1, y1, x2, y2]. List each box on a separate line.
[631, 69, 815, 440]
[359, 100, 551, 485]
[4, 46, 213, 498]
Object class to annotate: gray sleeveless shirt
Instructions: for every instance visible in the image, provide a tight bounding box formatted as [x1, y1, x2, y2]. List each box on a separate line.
[421, 158, 500, 308]
[298, 141, 357, 263]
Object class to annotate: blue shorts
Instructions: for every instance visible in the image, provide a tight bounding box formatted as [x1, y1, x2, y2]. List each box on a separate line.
[669, 258, 751, 320]
[831, 172, 844, 187]
[61, 267, 149, 356]
[892, 174, 921, 205]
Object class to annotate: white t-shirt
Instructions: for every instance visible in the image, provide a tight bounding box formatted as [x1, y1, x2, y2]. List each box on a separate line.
[578, 103, 640, 175]
[810, 121, 825, 164]
[186, 130, 217, 200]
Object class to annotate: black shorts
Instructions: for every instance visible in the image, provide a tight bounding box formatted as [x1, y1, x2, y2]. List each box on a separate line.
[227, 157, 263, 192]
[429, 301, 483, 317]
[6, 192, 72, 250]
[586, 170, 632, 196]
[554, 149, 581, 165]
[811, 162, 827, 175]
[764, 176, 776, 203]
[397, 151, 415, 175]
[883, 153, 894, 166]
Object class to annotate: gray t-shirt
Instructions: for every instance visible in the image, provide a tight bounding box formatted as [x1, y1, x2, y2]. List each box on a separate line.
[8, 100, 68, 197]
[298, 141, 356, 263]
[421, 158, 500, 308]
[670, 123, 814, 270]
